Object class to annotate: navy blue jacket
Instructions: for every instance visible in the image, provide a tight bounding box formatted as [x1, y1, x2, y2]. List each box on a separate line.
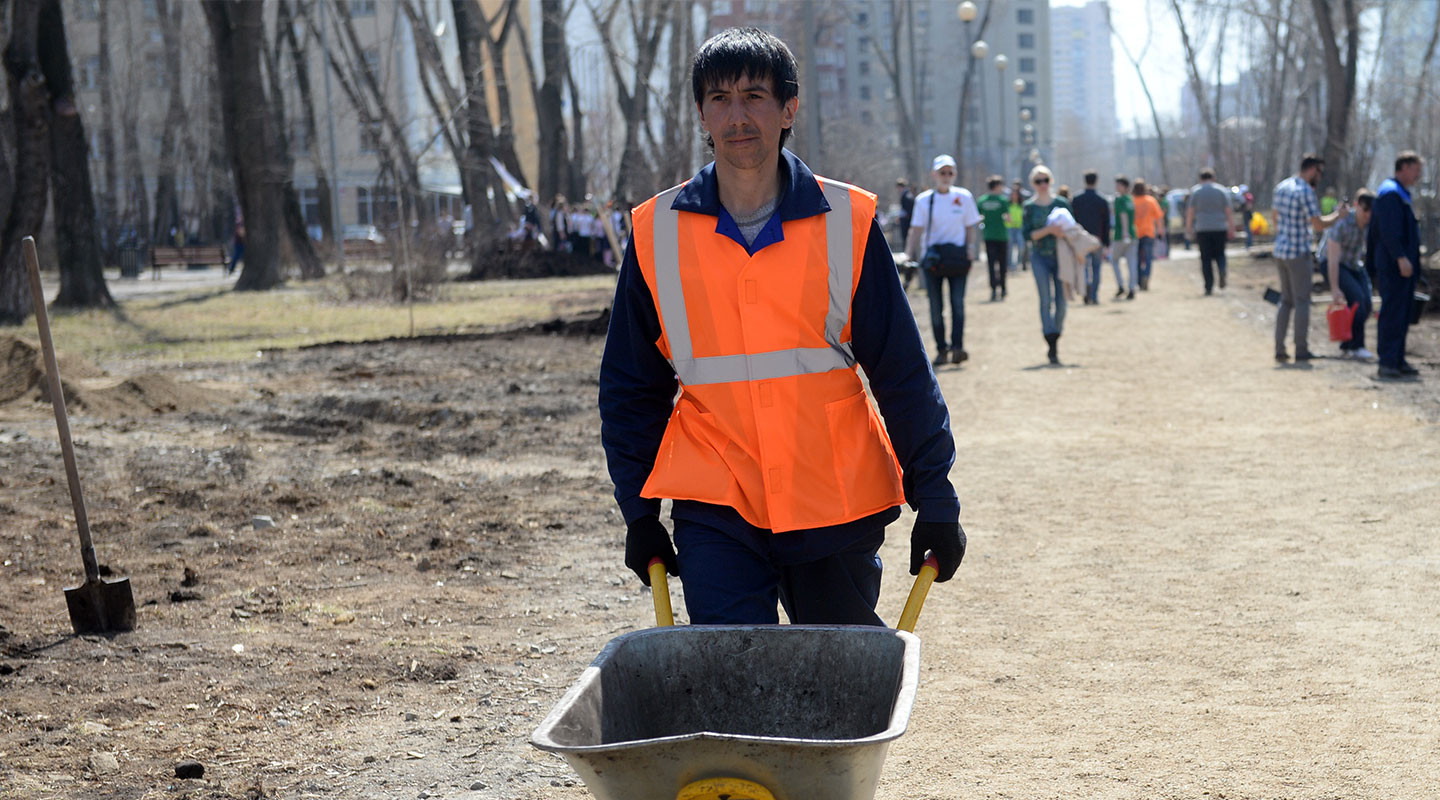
[599, 150, 960, 553]
[1367, 178, 1420, 276]
[1071, 189, 1111, 247]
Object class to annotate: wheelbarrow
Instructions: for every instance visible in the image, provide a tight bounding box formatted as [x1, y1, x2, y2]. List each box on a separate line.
[530, 556, 941, 800]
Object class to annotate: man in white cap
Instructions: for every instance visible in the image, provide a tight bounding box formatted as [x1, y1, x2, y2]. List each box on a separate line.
[904, 154, 982, 365]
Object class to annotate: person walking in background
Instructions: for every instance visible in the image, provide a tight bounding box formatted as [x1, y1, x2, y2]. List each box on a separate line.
[905, 154, 982, 365]
[227, 221, 245, 276]
[1131, 180, 1163, 291]
[1369, 152, 1425, 380]
[1271, 153, 1350, 363]
[1185, 168, 1237, 295]
[1321, 188, 1376, 361]
[1021, 165, 1072, 365]
[1111, 175, 1137, 299]
[1070, 170, 1111, 305]
[1008, 181, 1029, 271]
[1240, 190, 1256, 248]
[976, 176, 1011, 301]
[896, 178, 915, 249]
[1321, 186, 1340, 216]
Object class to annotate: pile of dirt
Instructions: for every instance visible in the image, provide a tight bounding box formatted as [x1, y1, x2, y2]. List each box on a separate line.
[464, 248, 614, 280]
[1, 335, 216, 416]
[0, 335, 105, 405]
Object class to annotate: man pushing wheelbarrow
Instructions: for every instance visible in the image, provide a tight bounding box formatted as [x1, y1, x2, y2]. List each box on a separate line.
[598, 27, 965, 627]
[535, 29, 966, 800]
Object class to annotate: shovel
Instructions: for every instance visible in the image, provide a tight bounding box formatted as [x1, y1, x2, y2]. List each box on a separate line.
[23, 237, 136, 634]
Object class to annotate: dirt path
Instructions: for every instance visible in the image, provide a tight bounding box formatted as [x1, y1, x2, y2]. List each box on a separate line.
[880, 247, 1440, 799]
[2, 249, 1438, 799]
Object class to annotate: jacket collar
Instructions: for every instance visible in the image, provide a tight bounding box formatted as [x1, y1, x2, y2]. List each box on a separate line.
[1378, 177, 1412, 204]
[670, 148, 830, 222]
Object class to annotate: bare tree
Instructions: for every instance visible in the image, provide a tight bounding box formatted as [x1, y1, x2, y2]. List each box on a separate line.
[531, 0, 572, 204]
[263, 0, 325, 279]
[451, 0, 511, 243]
[1310, 0, 1359, 189]
[0, 0, 57, 324]
[1111, 6, 1170, 187]
[44, 0, 111, 310]
[588, 0, 672, 201]
[95, 0, 119, 262]
[479, 0, 528, 188]
[202, 0, 286, 291]
[151, 0, 185, 246]
[280, 0, 336, 250]
[870, 0, 920, 182]
[1407, 5, 1440, 148]
[1170, 0, 1224, 178]
[119, 2, 150, 248]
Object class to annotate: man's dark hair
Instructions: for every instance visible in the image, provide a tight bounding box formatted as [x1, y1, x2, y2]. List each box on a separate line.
[1199, 168, 1215, 181]
[691, 27, 799, 149]
[1114, 174, 1130, 188]
[1396, 150, 1423, 172]
[1300, 153, 1325, 172]
[1083, 170, 1098, 186]
[1131, 178, 1148, 196]
[1353, 188, 1376, 211]
[896, 178, 909, 187]
[987, 175, 1004, 190]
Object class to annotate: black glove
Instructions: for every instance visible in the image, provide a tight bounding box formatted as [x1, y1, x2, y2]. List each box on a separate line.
[624, 515, 678, 586]
[910, 520, 965, 583]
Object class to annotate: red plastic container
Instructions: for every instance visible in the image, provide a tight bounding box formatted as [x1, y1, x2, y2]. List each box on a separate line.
[1327, 302, 1356, 342]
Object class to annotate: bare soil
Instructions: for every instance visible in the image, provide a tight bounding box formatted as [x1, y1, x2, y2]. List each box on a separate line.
[2, 247, 1439, 799]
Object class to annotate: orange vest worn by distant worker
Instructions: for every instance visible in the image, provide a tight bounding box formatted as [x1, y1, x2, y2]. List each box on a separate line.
[631, 177, 905, 533]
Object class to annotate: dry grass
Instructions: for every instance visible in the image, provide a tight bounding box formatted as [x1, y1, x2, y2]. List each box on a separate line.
[37, 273, 617, 365]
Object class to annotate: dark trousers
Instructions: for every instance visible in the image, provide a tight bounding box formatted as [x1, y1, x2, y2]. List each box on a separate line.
[1196, 230, 1227, 292]
[924, 266, 969, 352]
[985, 239, 1008, 293]
[1375, 265, 1418, 369]
[1335, 267, 1373, 351]
[673, 516, 885, 626]
[1137, 237, 1155, 283]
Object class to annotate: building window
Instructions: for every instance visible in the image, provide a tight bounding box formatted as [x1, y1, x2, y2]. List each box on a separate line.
[1019, 80, 1035, 97]
[300, 188, 322, 228]
[859, 85, 871, 101]
[1019, 57, 1036, 73]
[861, 110, 873, 124]
[359, 121, 383, 153]
[363, 48, 380, 76]
[356, 187, 371, 225]
[1018, 33, 1035, 49]
[80, 55, 101, 90]
[351, 0, 377, 15]
[1017, 8, 1034, 25]
[858, 35, 870, 50]
[142, 0, 158, 19]
[75, 0, 99, 20]
[859, 60, 870, 76]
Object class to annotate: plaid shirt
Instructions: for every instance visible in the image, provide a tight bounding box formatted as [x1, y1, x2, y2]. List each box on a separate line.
[1316, 213, 1364, 271]
[1272, 176, 1321, 260]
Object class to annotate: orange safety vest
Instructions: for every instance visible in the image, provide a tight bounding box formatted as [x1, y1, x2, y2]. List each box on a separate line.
[631, 176, 905, 533]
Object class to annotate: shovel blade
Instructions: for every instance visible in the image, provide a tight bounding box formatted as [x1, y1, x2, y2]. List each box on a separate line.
[65, 578, 137, 635]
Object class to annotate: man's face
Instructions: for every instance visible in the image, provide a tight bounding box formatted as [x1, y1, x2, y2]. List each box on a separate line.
[1115, 181, 1128, 195]
[1398, 160, 1424, 188]
[1356, 206, 1372, 228]
[933, 166, 956, 191]
[697, 74, 797, 172]
[1303, 165, 1324, 188]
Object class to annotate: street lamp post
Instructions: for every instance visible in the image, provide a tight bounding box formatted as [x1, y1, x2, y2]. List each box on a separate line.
[994, 53, 1008, 181]
[958, 2, 977, 172]
[1014, 79, 1030, 179]
[970, 39, 988, 179]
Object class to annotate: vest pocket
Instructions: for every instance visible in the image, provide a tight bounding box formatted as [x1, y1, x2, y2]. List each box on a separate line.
[824, 391, 904, 518]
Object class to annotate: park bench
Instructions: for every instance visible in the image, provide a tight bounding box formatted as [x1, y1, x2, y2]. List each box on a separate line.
[149, 245, 228, 279]
[342, 239, 392, 263]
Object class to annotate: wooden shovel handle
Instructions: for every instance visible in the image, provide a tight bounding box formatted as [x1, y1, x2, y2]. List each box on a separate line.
[23, 237, 98, 582]
[897, 556, 939, 633]
[648, 557, 674, 627]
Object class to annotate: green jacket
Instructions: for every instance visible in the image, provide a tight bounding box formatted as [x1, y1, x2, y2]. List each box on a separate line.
[1021, 196, 1072, 257]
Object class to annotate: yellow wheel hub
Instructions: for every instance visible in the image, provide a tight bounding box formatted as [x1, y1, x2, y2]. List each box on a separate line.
[676, 777, 777, 800]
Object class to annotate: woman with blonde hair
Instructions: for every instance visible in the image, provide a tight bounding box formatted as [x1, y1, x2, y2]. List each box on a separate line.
[1020, 164, 1073, 365]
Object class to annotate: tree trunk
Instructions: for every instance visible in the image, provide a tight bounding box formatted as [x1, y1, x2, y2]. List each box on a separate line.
[875, 0, 919, 184]
[264, 0, 324, 279]
[483, 0, 528, 189]
[119, 2, 150, 247]
[535, 0, 570, 204]
[952, 2, 993, 178]
[96, 0, 118, 262]
[589, 0, 670, 201]
[280, 0, 334, 248]
[452, 0, 507, 254]
[1311, 0, 1358, 190]
[42, 0, 112, 310]
[1171, 0, 1224, 178]
[202, 0, 284, 291]
[564, 46, 586, 200]
[0, 0, 52, 325]
[1112, 11, 1171, 186]
[151, 0, 183, 246]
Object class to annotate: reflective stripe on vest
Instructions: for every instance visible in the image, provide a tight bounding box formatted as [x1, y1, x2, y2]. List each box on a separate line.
[651, 179, 857, 386]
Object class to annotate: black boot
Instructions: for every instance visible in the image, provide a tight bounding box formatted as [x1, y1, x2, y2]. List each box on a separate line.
[1045, 332, 1060, 365]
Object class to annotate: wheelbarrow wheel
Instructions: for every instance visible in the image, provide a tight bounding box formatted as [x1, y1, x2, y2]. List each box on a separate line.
[676, 777, 776, 800]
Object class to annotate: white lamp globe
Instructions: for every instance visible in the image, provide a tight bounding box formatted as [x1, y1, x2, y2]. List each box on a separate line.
[957, 1, 978, 22]
[971, 40, 989, 59]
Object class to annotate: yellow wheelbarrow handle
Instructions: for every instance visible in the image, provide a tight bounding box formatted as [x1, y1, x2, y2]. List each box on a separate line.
[649, 555, 939, 631]
[648, 557, 674, 627]
[676, 777, 775, 800]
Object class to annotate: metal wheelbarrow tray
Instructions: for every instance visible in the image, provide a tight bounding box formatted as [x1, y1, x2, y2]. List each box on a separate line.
[531, 625, 921, 800]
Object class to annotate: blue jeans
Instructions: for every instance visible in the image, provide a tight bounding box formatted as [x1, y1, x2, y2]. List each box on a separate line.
[1138, 237, 1154, 283]
[1335, 267, 1373, 351]
[1031, 251, 1066, 335]
[1084, 251, 1104, 302]
[1008, 228, 1027, 270]
[924, 267, 968, 352]
[673, 516, 885, 626]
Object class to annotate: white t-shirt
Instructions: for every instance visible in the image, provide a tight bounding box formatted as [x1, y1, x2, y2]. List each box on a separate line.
[913, 187, 982, 247]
